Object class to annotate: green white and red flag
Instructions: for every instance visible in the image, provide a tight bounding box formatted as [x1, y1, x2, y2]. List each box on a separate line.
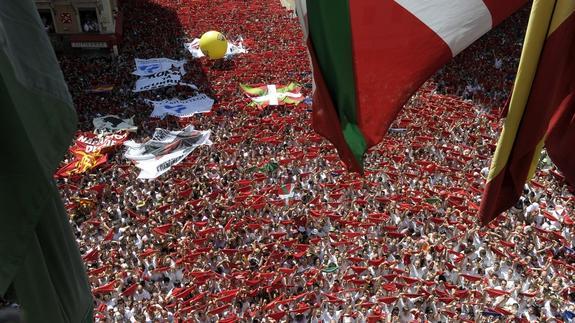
[278, 183, 295, 203]
[296, 0, 527, 172]
[240, 83, 304, 108]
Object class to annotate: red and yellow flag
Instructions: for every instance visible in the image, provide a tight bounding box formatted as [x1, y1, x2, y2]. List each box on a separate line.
[480, 0, 575, 225]
[55, 150, 108, 178]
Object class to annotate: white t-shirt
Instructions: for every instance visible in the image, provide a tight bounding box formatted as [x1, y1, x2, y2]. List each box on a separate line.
[320, 308, 333, 322]
[494, 58, 503, 69]
[134, 289, 151, 301]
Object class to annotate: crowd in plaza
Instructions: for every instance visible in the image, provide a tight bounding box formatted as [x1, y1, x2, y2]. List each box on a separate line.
[33, 0, 575, 321]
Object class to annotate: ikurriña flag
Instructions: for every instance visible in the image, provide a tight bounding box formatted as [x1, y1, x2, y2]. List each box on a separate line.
[240, 83, 304, 107]
[296, 0, 527, 172]
[480, 0, 575, 225]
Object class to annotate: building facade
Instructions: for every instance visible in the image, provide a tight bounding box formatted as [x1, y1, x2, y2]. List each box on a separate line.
[34, 0, 122, 53]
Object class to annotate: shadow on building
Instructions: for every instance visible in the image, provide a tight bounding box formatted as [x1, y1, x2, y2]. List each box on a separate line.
[51, 0, 214, 132]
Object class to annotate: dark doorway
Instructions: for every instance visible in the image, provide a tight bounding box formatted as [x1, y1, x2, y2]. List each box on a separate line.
[79, 9, 99, 33]
[38, 9, 54, 33]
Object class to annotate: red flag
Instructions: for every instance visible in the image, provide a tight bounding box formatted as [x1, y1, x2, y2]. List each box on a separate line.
[173, 287, 194, 299]
[126, 208, 140, 219]
[268, 311, 286, 321]
[92, 280, 117, 294]
[87, 183, 106, 195]
[378, 296, 398, 304]
[460, 273, 482, 282]
[219, 314, 239, 323]
[224, 216, 235, 232]
[564, 214, 574, 225]
[55, 151, 108, 177]
[120, 283, 138, 297]
[216, 289, 240, 303]
[208, 304, 229, 316]
[291, 302, 311, 314]
[103, 228, 114, 242]
[88, 266, 109, 277]
[484, 288, 510, 298]
[139, 248, 157, 258]
[179, 187, 193, 198]
[82, 248, 99, 262]
[153, 223, 172, 236]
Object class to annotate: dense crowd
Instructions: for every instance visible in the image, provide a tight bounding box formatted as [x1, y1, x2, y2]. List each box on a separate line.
[49, 0, 575, 322]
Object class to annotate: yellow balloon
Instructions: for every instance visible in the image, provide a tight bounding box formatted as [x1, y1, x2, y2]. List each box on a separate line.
[199, 31, 228, 60]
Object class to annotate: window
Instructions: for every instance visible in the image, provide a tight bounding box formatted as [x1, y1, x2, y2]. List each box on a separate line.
[38, 9, 54, 33]
[79, 9, 99, 33]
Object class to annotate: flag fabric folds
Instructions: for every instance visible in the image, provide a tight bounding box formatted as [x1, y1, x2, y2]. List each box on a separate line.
[124, 125, 212, 179]
[480, 0, 575, 225]
[146, 94, 214, 118]
[55, 151, 108, 178]
[132, 57, 186, 76]
[278, 183, 295, 202]
[0, 1, 92, 321]
[71, 132, 130, 154]
[240, 83, 304, 107]
[55, 131, 129, 177]
[93, 115, 137, 133]
[296, 0, 527, 171]
[132, 58, 187, 93]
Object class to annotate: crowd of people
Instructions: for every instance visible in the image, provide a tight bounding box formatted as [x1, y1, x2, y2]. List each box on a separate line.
[44, 0, 575, 322]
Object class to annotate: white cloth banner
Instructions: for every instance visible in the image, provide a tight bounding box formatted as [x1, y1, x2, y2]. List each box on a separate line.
[133, 70, 182, 92]
[184, 38, 247, 59]
[147, 94, 214, 118]
[124, 125, 211, 179]
[132, 58, 186, 76]
[132, 147, 191, 179]
[93, 115, 138, 133]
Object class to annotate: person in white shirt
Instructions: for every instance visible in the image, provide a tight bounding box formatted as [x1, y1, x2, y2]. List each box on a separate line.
[134, 285, 151, 301]
[124, 306, 136, 322]
[494, 57, 503, 69]
[320, 303, 333, 322]
[398, 306, 414, 322]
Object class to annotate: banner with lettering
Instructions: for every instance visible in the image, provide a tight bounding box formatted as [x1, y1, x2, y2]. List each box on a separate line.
[132, 58, 186, 76]
[124, 125, 211, 179]
[71, 132, 130, 154]
[133, 69, 183, 92]
[146, 94, 214, 118]
[93, 115, 137, 133]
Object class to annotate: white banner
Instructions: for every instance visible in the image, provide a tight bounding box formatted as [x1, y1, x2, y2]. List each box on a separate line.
[133, 147, 191, 179]
[133, 58, 186, 76]
[133, 70, 182, 92]
[146, 94, 214, 118]
[93, 115, 138, 133]
[124, 125, 212, 179]
[184, 38, 247, 59]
